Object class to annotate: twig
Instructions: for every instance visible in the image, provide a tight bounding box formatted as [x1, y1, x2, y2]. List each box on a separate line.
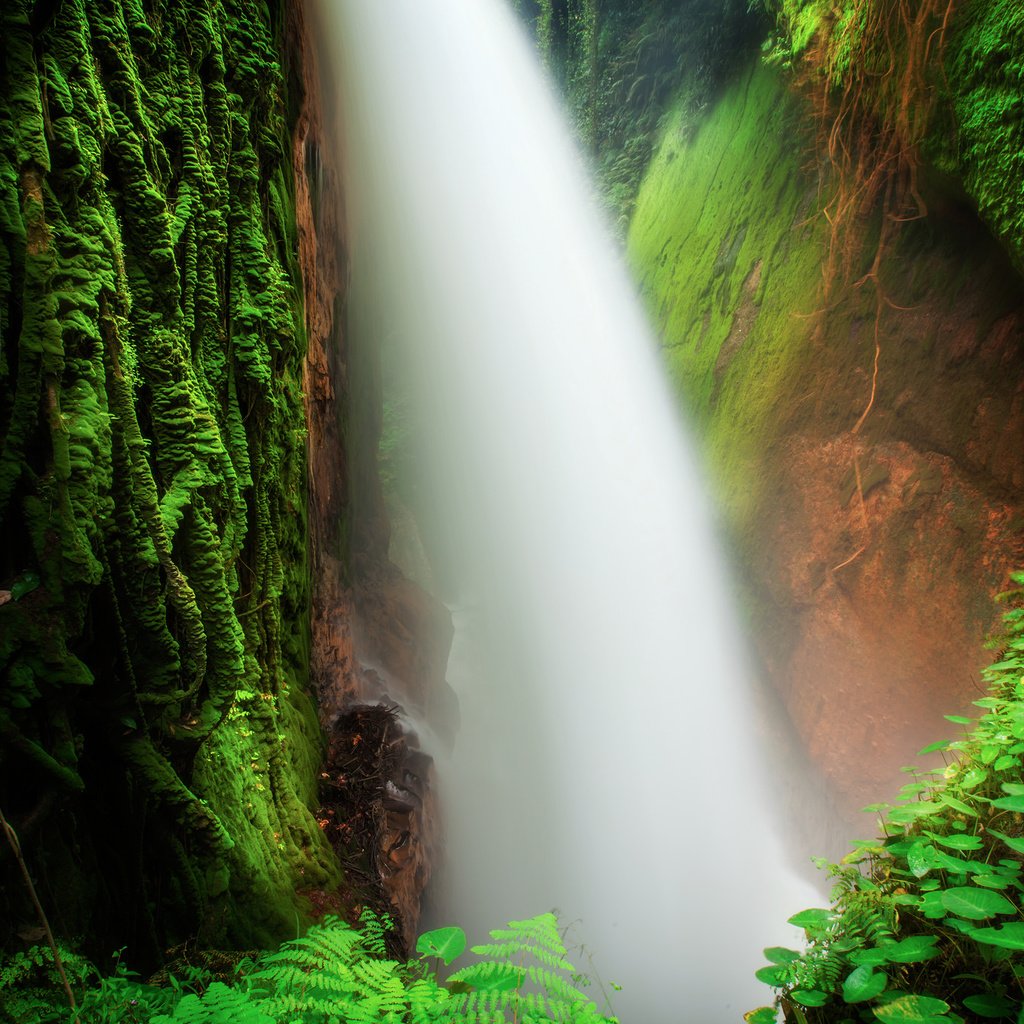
[0, 806, 79, 1022]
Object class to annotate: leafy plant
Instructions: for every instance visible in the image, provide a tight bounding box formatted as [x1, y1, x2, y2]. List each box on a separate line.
[446, 913, 615, 1024]
[750, 573, 1024, 1024]
[24, 911, 618, 1024]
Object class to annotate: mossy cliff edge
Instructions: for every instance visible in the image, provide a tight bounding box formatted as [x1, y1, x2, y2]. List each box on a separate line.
[616, 3, 1024, 819]
[520, 0, 1024, 820]
[0, 0, 339, 959]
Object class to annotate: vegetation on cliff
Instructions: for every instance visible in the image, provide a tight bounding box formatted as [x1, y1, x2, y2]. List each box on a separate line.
[514, 0, 757, 226]
[0, 0, 336, 962]
[757, 0, 1024, 276]
[750, 579, 1024, 1023]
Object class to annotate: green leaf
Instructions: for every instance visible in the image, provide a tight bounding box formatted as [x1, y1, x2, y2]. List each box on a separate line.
[907, 843, 934, 878]
[919, 740, 952, 755]
[994, 755, 1019, 772]
[919, 891, 948, 919]
[10, 573, 40, 601]
[788, 908, 832, 932]
[961, 767, 988, 789]
[416, 926, 467, 965]
[982, 746, 1001, 765]
[1001, 783, 1024, 796]
[940, 888, 1016, 920]
[850, 948, 891, 967]
[945, 917, 979, 935]
[900, 783, 928, 798]
[961, 993, 1016, 1018]
[938, 794, 977, 817]
[967, 923, 1024, 950]
[756, 964, 789, 986]
[764, 947, 800, 964]
[791, 989, 829, 1007]
[744, 1009, 778, 1024]
[843, 966, 887, 1003]
[972, 874, 1014, 890]
[992, 797, 1024, 812]
[884, 935, 940, 963]
[924, 832, 983, 850]
[990, 830, 1024, 854]
[872, 993, 950, 1023]
[945, 715, 973, 726]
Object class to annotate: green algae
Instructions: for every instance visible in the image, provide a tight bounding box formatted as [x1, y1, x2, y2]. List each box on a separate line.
[0, 0, 337, 957]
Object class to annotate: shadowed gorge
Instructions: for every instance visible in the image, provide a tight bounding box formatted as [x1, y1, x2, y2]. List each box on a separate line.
[1, 0, 1024, 1022]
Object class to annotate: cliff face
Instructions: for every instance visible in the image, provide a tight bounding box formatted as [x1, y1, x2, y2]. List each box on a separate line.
[0, 0, 338, 957]
[291, 1, 448, 946]
[625, 6, 1024, 815]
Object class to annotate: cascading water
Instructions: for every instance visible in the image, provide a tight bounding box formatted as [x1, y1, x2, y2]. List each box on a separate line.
[322, 0, 824, 1018]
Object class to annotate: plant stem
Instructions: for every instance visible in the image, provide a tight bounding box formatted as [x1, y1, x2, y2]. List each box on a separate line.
[0, 805, 79, 1022]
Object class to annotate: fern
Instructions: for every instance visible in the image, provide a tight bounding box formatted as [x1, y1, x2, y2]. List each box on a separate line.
[357, 908, 394, 958]
[447, 913, 616, 1024]
[36, 912, 616, 1024]
[149, 983, 274, 1024]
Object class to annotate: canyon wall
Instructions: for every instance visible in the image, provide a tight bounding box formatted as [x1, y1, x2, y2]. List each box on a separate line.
[0, 0, 338, 958]
[624, 3, 1024, 817]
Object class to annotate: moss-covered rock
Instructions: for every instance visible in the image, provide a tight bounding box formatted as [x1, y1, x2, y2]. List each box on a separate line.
[628, 58, 1024, 818]
[0, 0, 337, 960]
[944, 0, 1024, 275]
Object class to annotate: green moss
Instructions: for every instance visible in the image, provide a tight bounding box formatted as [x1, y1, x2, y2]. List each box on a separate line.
[0, 0, 338, 959]
[759, 0, 1024, 275]
[944, 0, 1024, 274]
[628, 63, 823, 528]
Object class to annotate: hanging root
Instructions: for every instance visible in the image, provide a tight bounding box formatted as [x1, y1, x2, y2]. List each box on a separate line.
[792, 0, 956, 573]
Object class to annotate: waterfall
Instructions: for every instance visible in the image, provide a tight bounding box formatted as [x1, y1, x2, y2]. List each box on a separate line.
[321, 0, 822, 1018]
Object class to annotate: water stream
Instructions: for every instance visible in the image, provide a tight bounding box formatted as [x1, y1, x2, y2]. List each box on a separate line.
[323, 0, 823, 1018]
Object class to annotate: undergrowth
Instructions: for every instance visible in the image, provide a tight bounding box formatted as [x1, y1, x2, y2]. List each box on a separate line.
[0, 911, 619, 1024]
[750, 572, 1024, 1024]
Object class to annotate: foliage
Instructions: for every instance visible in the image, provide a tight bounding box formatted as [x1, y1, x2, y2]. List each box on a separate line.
[516, 0, 758, 228]
[0, 0, 337, 956]
[0, 942, 91, 1024]
[756, 0, 955, 316]
[1, 912, 620, 1024]
[751, 573, 1024, 1023]
[756, 0, 1024, 277]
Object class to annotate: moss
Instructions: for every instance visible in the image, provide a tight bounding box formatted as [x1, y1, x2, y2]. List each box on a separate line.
[628, 52, 1024, 678]
[627, 63, 824, 528]
[0, 0, 338, 960]
[758, 0, 1024, 275]
[943, 0, 1024, 274]
[517, 0, 759, 227]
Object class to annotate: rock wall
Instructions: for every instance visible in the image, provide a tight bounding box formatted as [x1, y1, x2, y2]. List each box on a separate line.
[294, 0, 451, 946]
[628, 56, 1024, 818]
[0, 0, 339, 959]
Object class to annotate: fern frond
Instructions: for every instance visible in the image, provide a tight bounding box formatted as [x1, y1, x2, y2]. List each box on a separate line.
[150, 982, 276, 1024]
[358, 907, 395, 957]
[350, 957, 402, 991]
[452, 1011, 505, 1024]
[450, 987, 514, 1015]
[449, 960, 525, 991]
[409, 977, 449, 1024]
[525, 964, 590, 1003]
[487, 914, 567, 956]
